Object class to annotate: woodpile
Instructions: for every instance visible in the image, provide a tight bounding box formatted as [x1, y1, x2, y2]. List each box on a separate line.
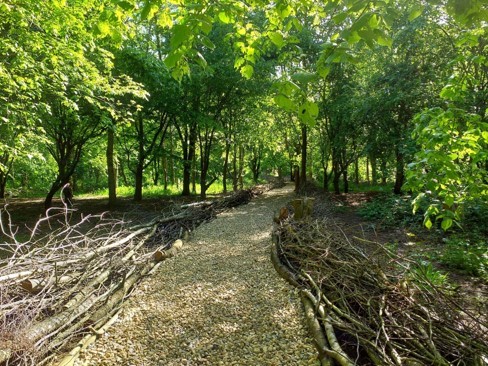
[272, 203, 488, 366]
[0, 185, 271, 365]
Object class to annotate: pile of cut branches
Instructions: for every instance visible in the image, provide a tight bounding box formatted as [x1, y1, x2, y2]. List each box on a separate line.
[0, 186, 269, 365]
[272, 217, 488, 366]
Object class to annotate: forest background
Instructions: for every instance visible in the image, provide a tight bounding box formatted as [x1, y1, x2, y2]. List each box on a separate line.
[1, 0, 487, 276]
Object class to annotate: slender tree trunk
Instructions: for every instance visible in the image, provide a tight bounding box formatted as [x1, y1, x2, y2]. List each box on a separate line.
[380, 159, 387, 185]
[119, 162, 128, 186]
[300, 125, 307, 187]
[294, 165, 300, 192]
[0, 176, 5, 199]
[45, 181, 61, 210]
[232, 142, 238, 191]
[343, 169, 349, 193]
[191, 152, 196, 194]
[393, 147, 404, 194]
[223, 142, 230, 193]
[181, 125, 196, 196]
[371, 155, 378, 185]
[134, 162, 144, 201]
[169, 129, 175, 186]
[366, 157, 370, 185]
[0, 154, 13, 199]
[106, 127, 117, 207]
[323, 169, 329, 192]
[332, 161, 340, 195]
[354, 157, 359, 186]
[163, 155, 168, 190]
[238, 144, 244, 190]
[134, 117, 145, 202]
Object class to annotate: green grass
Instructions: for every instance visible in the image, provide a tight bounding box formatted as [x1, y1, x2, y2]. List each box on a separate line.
[82, 184, 182, 198]
[80, 180, 247, 199]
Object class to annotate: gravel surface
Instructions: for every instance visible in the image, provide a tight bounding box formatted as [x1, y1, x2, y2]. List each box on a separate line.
[75, 184, 319, 366]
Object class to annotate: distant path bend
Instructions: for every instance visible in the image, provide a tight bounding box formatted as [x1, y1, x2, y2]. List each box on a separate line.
[76, 184, 318, 366]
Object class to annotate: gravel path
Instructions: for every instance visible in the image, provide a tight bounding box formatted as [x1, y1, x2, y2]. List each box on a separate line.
[76, 184, 318, 366]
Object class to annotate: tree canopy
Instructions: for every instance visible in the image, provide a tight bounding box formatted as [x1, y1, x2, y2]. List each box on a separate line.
[0, 0, 487, 228]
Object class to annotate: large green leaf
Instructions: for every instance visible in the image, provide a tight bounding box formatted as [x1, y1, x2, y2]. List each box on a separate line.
[274, 94, 295, 112]
[408, 5, 424, 21]
[268, 31, 284, 48]
[298, 101, 319, 127]
[240, 64, 254, 79]
[170, 25, 192, 48]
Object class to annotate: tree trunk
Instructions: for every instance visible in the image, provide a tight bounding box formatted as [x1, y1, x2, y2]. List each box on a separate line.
[294, 166, 300, 192]
[300, 125, 307, 187]
[343, 169, 349, 193]
[333, 161, 340, 195]
[119, 162, 129, 186]
[380, 159, 387, 185]
[134, 162, 144, 201]
[354, 157, 359, 186]
[366, 157, 370, 185]
[200, 169, 207, 199]
[191, 152, 197, 194]
[238, 144, 244, 190]
[134, 116, 145, 202]
[181, 125, 196, 197]
[393, 147, 404, 194]
[371, 155, 378, 185]
[163, 155, 168, 190]
[323, 169, 329, 192]
[0, 174, 6, 199]
[223, 141, 230, 193]
[232, 142, 238, 191]
[106, 127, 117, 208]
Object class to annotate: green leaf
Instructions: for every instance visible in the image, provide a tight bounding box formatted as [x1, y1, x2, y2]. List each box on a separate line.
[274, 94, 295, 111]
[333, 12, 348, 24]
[369, 14, 380, 29]
[218, 12, 232, 24]
[268, 31, 284, 48]
[141, 1, 158, 20]
[97, 21, 111, 36]
[440, 85, 459, 100]
[345, 31, 361, 45]
[116, 1, 134, 11]
[240, 64, 254, 79]
[164, 51, 183, 68]
[157, 12, 173, 28]
[408, 5, 424, 21]
[424, 217, 433, 229]
[445, 196, 455, 208]
[358, 29, 376, 48]
[298, 101, 319, 127]
[291, 72, 318, 86]
[376, 33, 393, 47]
[200, 36, 215, 50]
[234, 57, 245, 69]
[441, 217, 453, 231]
[170, 25, 191, 48]
[317, 65, 330, 78]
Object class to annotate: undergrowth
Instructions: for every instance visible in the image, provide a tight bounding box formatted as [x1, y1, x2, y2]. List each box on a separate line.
[358, 194, 488, 280]
[357, 193, 422, 228]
